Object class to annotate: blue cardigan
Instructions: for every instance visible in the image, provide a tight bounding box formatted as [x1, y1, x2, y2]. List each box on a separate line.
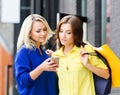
[14, 46, 58, 95]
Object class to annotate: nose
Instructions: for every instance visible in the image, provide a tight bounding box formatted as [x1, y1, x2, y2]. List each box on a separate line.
[40, 30, 46, 35]
[62, 32, 66, 38]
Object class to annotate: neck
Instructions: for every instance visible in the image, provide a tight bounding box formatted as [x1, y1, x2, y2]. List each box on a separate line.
[36, 42, 41, 48]
[63, 44, 74, 55]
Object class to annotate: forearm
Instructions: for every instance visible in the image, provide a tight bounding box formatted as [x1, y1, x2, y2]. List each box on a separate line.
[86, 63, 110, 79]
[30, 58, 58, 80]
[30, 64, 44, 80]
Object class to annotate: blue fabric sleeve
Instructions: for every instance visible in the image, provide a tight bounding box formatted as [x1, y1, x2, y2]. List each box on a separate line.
[15, 48, 34, 86]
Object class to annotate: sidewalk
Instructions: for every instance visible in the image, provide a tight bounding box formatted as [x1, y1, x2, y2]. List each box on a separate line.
[109, 87, 120, 95]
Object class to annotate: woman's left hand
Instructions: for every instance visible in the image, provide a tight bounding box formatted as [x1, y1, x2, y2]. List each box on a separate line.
[80, 47, 89, 66]
[46, 49, 54, 56]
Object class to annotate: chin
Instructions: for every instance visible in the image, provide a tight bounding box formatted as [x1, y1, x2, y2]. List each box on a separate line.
[61, 43, 65, 46]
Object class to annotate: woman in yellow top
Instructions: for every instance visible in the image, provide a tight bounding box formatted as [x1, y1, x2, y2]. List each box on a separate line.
[51, 15, 110, 95]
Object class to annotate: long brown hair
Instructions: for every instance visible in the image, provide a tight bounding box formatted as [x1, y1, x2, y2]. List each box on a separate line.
[55, 15, 83, 48]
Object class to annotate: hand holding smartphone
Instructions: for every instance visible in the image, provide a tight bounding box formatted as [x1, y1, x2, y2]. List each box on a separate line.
[51, 57, 59, 65]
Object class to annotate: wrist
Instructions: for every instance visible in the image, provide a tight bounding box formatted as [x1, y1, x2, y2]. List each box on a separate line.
[85, 63, 91, 68]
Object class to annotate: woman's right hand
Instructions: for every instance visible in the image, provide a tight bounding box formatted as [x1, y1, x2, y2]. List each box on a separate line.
[30, 58, 58, 80]
[41, 58, 59, 72]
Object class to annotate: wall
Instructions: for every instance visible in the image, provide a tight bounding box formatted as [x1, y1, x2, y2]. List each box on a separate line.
[87, 0, 95, 45]
[110, 0, 120, 58]
[0, 0, 14, 94]
[0, 44, 13, 95]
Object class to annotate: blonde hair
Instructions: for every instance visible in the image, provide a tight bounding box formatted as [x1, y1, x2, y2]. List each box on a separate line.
[17, 14, 54, 51]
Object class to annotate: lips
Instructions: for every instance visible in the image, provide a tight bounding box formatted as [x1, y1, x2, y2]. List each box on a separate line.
[60, 39, 67, 44]
[61, 37, 67, 40]
[40, 36, 46, 39]
[61, 39, 66, 42]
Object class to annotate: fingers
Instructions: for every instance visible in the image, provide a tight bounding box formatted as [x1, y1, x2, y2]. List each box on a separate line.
[45, 58, 51, 63]
[46, 63, 59, 71]
[46, 49, 53, 56]
[48, 63, 59, 71]
[80, 45, 84, 50]
[44, 58, 59, 71]
[80, 45, 85, 56]
[46, 49, 50, 54]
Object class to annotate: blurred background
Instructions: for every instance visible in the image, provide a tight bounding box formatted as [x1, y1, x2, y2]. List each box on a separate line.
[0, 0, 120, 95]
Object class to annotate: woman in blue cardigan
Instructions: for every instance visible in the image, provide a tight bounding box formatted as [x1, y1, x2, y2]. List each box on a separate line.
[14, 14, 59, 95]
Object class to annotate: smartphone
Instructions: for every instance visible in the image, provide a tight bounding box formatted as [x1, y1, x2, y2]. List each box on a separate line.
[52, 57, 59, 64]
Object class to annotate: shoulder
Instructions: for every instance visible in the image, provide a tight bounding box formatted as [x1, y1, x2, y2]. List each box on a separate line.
[52, 47, 64, 57]
[15, 45, 34, 59]
[83, 42, 95, 52]
[17, 46, 29, 54]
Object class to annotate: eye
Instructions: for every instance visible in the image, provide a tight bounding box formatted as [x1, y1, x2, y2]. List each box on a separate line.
[43, 28, 47, 31]
[59, 30, 63, 33]
[67, 31, 72, 34]
[67, 32, 71, 34]
[36, 30, 41, 33]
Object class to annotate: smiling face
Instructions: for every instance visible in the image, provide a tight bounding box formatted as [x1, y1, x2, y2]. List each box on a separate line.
[30, 21, 48, 47]
[59, 23, 74, 47]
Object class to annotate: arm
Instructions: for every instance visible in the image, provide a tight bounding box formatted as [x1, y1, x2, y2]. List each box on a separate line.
[80, 49, 110, 79]
[15, 48, 58, 86]
[30, 58, 58, 80]
[85, 62, 110, 79]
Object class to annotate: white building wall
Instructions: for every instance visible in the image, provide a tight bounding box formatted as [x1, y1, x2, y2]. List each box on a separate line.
[0, 0, 14, 54]
[59, 0, 76, 14]
[87, 0, 95, 45]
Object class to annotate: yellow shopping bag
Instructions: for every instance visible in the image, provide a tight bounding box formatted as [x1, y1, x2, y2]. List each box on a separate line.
[94, 44, 120, 87]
